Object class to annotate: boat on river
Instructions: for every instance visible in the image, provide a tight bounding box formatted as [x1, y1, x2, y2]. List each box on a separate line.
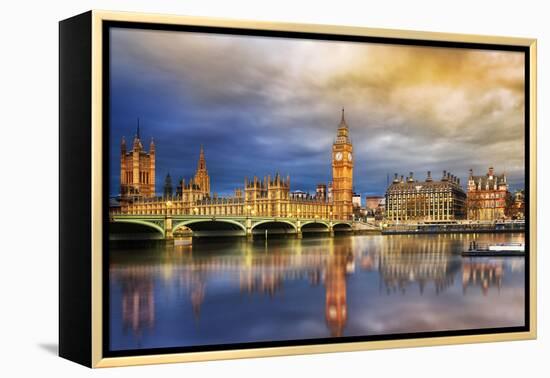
[462, 241, 525, 257]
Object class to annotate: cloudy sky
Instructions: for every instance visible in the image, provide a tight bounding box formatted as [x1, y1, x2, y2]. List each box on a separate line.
[109, 27, 525, 198]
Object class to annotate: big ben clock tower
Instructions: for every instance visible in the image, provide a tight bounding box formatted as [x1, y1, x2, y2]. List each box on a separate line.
[332, 108, 354, 220]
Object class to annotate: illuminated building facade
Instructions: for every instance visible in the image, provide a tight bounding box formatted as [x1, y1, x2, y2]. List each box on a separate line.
[467, 167, 509, 221]
[116, 110, 356, 220]
[119, 124, 156, 200]
[174, 145, 212, 204]
[331, 109, 354, 220]
[512, 190, 525, 219]
[385, 171, 467, 223]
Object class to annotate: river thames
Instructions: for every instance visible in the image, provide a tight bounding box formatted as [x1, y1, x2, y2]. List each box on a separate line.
[108, 233, 525, 351]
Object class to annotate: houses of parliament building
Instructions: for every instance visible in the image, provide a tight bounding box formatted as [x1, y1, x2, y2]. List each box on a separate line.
[116, 110, 355, 220]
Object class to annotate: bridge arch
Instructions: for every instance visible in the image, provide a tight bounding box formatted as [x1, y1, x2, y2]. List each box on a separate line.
[301, 221, 330, 234]
[173, 218, 247, 233]
[301, 220, 330, 228]
[251, 219, 298, 232]
[111, 219, 165, 237]
[332, 222, 353, 231]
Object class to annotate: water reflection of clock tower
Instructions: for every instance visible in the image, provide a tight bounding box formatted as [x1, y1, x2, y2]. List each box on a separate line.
[332, 108, 354, 220]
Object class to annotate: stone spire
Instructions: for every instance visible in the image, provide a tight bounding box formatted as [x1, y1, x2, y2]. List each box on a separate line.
[133, 118, 143, 149]
[194, 145, 210, 196]
[340, 107, 347, 127]
[336, 108, 350, 143]
[197, 144, 206, 171]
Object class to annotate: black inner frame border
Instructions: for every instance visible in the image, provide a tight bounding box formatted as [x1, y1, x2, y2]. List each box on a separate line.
[102, 20, 531, 359]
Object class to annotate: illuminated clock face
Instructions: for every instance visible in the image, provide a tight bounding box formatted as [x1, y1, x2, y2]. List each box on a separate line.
[348, 152, 352, 161]
[335, 152, 343, 161]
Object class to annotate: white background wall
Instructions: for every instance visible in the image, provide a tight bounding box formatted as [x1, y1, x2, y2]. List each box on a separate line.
[0, 0, 547, 376]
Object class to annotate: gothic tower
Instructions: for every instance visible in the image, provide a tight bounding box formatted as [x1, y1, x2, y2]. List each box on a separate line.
[194, 145, 211, 197]
[163, 173, 173, 198]
[331, 108, 354, 220]
[120, 121, 156, 200]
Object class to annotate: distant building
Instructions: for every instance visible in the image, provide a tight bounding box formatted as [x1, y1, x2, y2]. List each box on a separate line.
[366, 196, 384, 212]
[290, 190, 309, 200]
[511, 190, 525, 219]
[352, 193, 362, 208]
[385, 171, 467, 223]
[352, 192, 362, 219]
[120, 124, 156, 200]
[467, 167, 509, 221]
[376, 198, 386, 220]
[365, 195, 385, 219]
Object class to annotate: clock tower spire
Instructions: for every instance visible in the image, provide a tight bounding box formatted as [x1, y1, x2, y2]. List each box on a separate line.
[332, 108, 354, 220]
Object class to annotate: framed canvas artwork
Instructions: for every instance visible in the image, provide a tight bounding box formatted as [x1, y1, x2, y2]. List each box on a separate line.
[59, 10, 537, 368]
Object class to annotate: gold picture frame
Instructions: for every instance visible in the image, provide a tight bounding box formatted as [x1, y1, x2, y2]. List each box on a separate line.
[59, 10, 537, 368]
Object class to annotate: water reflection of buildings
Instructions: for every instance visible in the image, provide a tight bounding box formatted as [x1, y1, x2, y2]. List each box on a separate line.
[111, 242, 355, 337]
[377, 236, 460, 295]
[462, 260, 504, 295]
[236, 245, 353, 336]
[189, 271, 206, 318]
[325, 251, 353, 337]
[111, 236, 502, 339]
[113, 266, 155, 336]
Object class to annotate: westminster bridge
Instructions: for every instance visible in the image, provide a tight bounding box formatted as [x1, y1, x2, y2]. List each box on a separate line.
[109, 213, 379, 240]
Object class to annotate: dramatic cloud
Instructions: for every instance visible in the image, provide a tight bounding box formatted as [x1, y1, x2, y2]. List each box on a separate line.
[109, 27, 525, 197]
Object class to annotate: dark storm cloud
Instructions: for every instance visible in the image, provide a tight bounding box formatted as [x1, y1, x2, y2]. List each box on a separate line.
[109, 28, 525, 197]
